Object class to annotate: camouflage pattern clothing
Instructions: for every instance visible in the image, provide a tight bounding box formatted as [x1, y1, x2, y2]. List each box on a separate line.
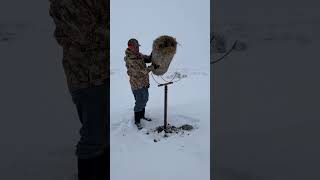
[49, 0, 109, 92]
[124, 48, 154, 90]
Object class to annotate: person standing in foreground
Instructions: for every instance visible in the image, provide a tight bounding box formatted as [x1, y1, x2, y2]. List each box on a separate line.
[49, 0, 109, 179]
[124, 39, 159, 129]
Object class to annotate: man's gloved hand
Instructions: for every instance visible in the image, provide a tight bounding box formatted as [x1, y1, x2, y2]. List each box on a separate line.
[143, 52, 152, 63]
[153, 63, 160, 69]
[148, 52, 153, 61]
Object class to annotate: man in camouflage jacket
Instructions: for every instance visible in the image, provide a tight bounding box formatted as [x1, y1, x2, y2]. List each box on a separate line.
[49, 0, 109, 179]
[124, 38, 159, 129]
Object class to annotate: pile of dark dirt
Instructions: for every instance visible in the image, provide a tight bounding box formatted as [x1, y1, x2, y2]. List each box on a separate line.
[155, 124, 194, 134]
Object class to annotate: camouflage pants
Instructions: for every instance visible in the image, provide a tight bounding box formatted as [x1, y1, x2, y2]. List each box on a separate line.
[132, 87, 149, 112]
[71, 80, 109, 159]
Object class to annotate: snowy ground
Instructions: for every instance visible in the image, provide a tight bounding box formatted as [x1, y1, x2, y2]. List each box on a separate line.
[0, 2, 79, 180]
[0, 23, 79, 180]
[212, 0, 320, 179]
[110, 68, 210, 180]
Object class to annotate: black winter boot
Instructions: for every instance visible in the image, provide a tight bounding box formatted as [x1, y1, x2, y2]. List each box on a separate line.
[141, 108, 152, 121]
[134, 111, 143, 130]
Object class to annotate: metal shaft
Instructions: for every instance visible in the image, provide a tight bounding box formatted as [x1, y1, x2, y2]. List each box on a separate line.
[164, 85, 168, 129]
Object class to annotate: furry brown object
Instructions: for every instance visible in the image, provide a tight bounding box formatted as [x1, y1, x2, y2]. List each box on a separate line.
[151, 35, 177, 75]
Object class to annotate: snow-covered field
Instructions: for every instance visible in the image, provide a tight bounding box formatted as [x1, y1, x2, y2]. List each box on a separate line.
[110, 0, 210, 179]
[0, 1, 79, 180]
[110, 69, 210, 180]
[0, 21, 79, 180]
[213, 0, 320, 179]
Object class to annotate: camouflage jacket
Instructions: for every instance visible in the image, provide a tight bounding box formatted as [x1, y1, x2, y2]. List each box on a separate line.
[49, 0, 109, 92]
[124, 48, 154, 90]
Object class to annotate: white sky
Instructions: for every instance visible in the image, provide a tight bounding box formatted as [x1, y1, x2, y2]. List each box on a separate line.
[111, 0, 210, 70]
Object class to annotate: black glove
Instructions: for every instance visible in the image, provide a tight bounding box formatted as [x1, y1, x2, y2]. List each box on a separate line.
[148, 52, 153, 62]
[153, 63, 160, 69]
[144, 52, 152, 63]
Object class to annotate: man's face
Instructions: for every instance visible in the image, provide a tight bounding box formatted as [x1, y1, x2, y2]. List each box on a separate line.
[128, 39, 140, 53]
[132, 44, 139, 53]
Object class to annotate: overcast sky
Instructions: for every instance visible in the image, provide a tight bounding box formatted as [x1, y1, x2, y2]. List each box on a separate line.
[111, 0, 210, 70]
